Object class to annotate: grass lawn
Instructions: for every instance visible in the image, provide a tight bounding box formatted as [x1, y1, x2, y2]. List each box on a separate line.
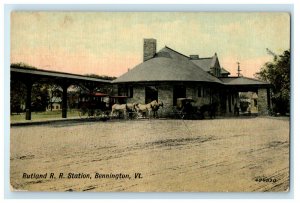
[10, 109, 80, 122]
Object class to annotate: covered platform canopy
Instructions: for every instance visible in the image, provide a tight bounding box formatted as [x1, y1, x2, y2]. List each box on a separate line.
[219, 76, 272, 115]
[11, 67, 111, 120]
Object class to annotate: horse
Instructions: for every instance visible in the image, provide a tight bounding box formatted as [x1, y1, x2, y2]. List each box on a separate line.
[151, 101, 164, 118]
[111, 103, 138, 118]
[135, 100, 158, 118]
[125, 103, 137, 111]
[199, 102, 218, 119]
[110, 104, 127, 118]
[125, 103, 138, 119]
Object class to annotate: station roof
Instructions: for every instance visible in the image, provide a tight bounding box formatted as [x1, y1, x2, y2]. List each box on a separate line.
[113, 45, 269, 87]
[113, 46, 222, 84]
[11, 67, 111, 83]
[190, 56, 216, 72]
[219, 77, 271, 86]
[221, 68, 231, 75]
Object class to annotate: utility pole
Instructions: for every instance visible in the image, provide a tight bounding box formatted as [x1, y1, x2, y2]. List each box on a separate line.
[237, 62, 241, 77]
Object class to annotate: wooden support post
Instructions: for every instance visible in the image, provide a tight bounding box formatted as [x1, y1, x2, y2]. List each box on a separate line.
[62, 84, 68, 118]
[267, 88, 271, 110]
[225, 95, 229, 114]
[228, 94, 232, 113]
[25, 82, 33, 120]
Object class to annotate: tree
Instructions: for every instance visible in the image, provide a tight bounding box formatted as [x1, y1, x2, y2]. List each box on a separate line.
[84, 74, 117, 81]
[11, 63, 49, 112]
[47, 83, 62, 111]
[10, 80, 27, 114]
[31, 83, 49, 112]
[11, 62, 37, 69]
[255, 49, 290, 115]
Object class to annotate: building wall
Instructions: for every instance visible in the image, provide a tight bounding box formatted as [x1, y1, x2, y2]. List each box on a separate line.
[119, 83, 218, 117]
[126, 84, 174, 117]
[46, 103, 61, 111]
[114, 83, 270, 117]
[257, 88, 269, 115]
[157, 84, 174, 117]
[126, 85, 145, 104]
[186, 85, 211, 106]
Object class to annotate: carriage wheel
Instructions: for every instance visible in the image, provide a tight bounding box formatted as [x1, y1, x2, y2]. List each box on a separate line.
[127, 111, 138, 119]
[78, 108, 89, 119]
[132, 111, 139, 119]
[94, 109, 103, 120]
[87, 109, 95, 118]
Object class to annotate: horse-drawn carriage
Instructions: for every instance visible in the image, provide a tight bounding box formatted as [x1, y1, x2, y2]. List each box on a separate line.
[174, 98, 217, 119]
[77, 92, 127, 120]
[175, 98, 200, 119]
[77, 92, 164, 120]
[77, 93, 215, 120]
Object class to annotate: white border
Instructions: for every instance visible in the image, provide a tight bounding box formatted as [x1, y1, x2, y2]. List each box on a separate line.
[1, 1, 298, 202]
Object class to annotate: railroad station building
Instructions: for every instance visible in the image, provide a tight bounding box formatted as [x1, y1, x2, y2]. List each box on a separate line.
[113, 39, 272, 116]
[11, 38, 272, 120]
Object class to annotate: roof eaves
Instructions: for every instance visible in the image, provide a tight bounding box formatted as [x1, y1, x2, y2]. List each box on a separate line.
[196, 57, 213, 60]
[221, 68, 230, 74]
[242, 76, 270, 84]
[11, 67, 112, 83]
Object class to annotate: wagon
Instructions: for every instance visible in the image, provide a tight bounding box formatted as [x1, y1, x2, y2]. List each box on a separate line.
[77, 93, 128, 120]
[174, 98, 217, 119]
[174, 98, 200, 119]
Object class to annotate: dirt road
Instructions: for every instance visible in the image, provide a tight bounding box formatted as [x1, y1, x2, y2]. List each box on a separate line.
[10, 117, 289, 192]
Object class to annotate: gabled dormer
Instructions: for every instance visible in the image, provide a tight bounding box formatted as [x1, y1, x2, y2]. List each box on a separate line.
[209, 53, 221, 77]
[190, 53, 227, 78]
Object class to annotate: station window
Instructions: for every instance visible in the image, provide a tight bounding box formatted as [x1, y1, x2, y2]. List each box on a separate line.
[202, 87, 211, 97]
[118, 86, 133, 98]
[198, 87, 202, 97]
[128, 86, 133, 98]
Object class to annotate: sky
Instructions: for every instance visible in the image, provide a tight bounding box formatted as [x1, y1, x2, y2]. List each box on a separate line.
[11, 12, 290, 78]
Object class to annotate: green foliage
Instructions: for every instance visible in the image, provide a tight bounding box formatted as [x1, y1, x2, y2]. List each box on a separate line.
[11, 62, 37, 69]
[10, 61, 52, 113]
[31, 83, 49, 112]
[84, 74, 117, 81]
[10, 80, 26, 114]
[10, 80, 49, 113]
[10, 63, 117, 114]
[255, 50, 290, 115]
[239, 93, 249, 99]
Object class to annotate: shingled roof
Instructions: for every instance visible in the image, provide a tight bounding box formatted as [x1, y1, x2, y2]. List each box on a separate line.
[113, 46, 222, 84]
[190, 57, 213, 72]
[190, 53, 228, 74]
[219, 77, 271, 86]
[113, 43, 269, 87]
[221, 68, 230, 75]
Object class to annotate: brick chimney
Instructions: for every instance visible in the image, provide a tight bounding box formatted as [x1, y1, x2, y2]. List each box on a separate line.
[143, 38, 156, 62]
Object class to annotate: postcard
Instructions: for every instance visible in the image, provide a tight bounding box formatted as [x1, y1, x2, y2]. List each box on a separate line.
[10, 12, 290, 192]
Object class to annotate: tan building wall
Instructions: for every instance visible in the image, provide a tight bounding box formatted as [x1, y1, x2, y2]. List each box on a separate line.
[126, 85, 145, 104]
[257, 88, 269, 115]
[157, 84, 174, 117]
[118, 83, 220, 117]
